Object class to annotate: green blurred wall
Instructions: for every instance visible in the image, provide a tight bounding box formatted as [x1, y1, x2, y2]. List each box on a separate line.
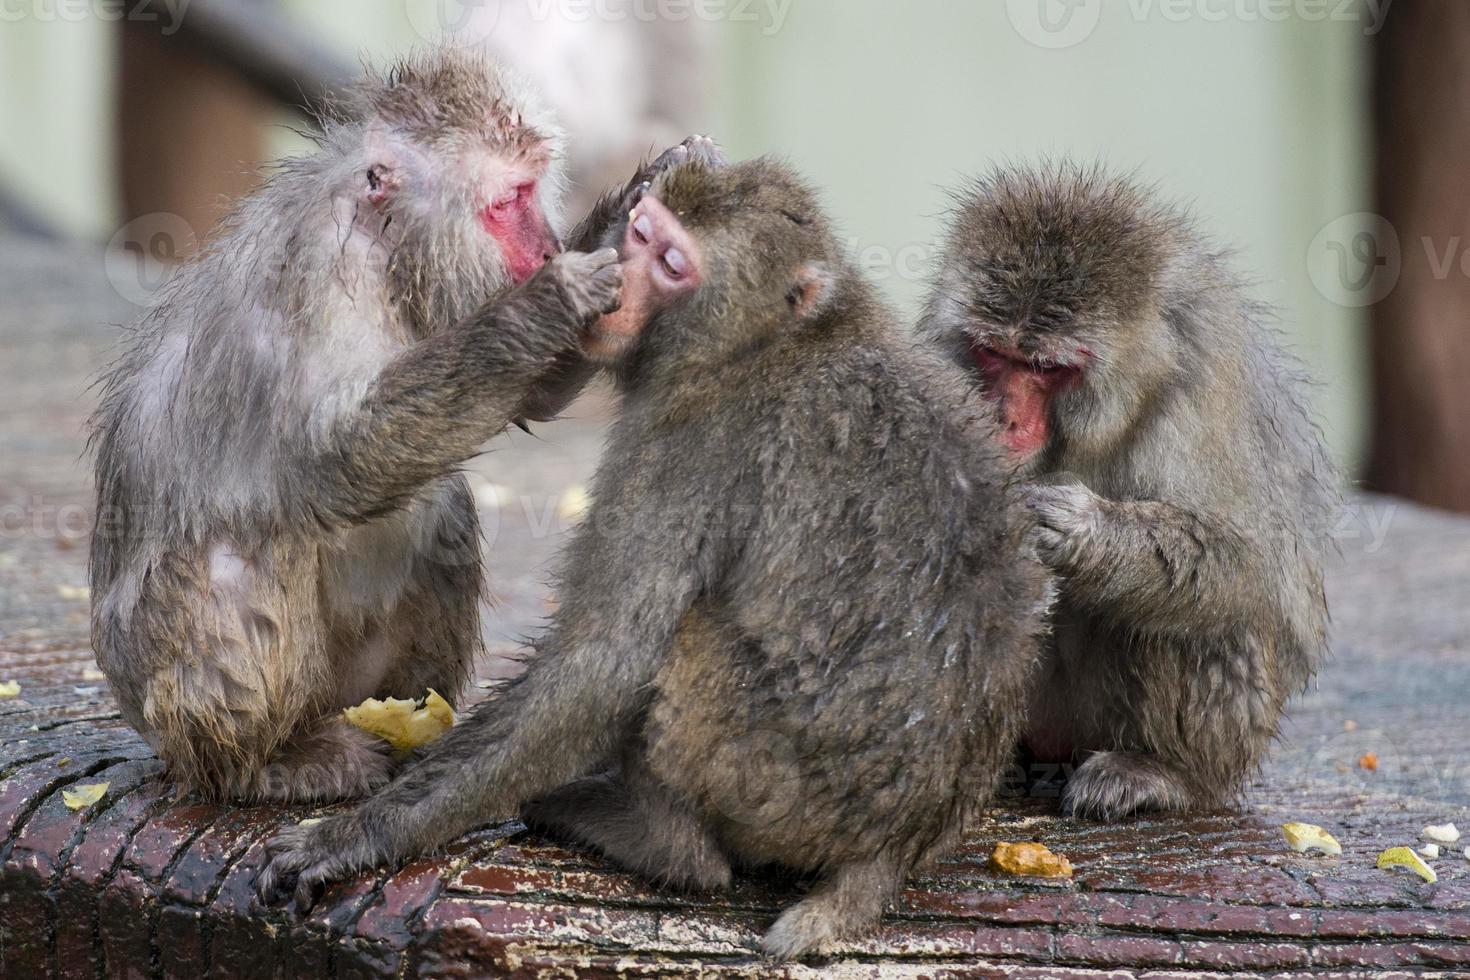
[0, 1, 1370, 466]
[711, 1, 1370, 467]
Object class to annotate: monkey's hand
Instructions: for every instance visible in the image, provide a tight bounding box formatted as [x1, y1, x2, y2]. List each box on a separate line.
[543, 248, 624, 326]
[622, 134, 729, 210]
[256, 811, 384, 913]
[1024, 480, 1107, 571]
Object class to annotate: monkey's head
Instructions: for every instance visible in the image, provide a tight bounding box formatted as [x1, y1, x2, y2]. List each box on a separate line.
[587, 156, 846, 374]
[923, 164, 1186, 464]
[338, 49, 565, 327]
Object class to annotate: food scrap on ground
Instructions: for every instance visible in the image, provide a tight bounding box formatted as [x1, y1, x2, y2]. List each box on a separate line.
[990, 841, 1073, 878]
[56, 584, 89, 601]
[1282, 822, 1343, 856]
[343, 689, 454, 756]
[1423, 822, 1460, 844]
[62, 782, 109, 811]
[1419, 843, 1441, 859]
[0, 680, 19, 698]
[1357, 751, 1378, 771]
[1376, 846, 1438, 884]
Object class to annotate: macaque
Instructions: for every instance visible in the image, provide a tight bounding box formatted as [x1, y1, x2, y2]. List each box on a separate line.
[258, 153, 1051, 959]
[89, 47, 692, 802]
[919, 163, 1337, 820]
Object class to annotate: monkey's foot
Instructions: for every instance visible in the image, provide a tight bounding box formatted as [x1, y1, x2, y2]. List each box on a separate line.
[522, 774, 732, 892]
[1061, 750, 1193, 822]
[231, 720, 394, 803]
[760, 858, 896, 961]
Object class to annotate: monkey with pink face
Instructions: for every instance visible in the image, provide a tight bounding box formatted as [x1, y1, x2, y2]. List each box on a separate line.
[89, 48, 700, 803]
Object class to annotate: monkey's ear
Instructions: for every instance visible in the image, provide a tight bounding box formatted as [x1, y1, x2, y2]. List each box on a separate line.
[786, 262, 835, 321]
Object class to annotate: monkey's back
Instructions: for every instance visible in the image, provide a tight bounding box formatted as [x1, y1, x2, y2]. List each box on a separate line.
[643, 323, 1050, 872]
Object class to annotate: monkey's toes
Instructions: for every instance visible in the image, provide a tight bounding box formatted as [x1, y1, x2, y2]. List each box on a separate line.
[1061, 751, 1192, 822]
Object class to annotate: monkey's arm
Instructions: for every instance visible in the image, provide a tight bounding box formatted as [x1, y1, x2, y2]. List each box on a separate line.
[257, 457, 730, 906]
[1028, 482, 1275, 636]
[298, 250, 620, 526]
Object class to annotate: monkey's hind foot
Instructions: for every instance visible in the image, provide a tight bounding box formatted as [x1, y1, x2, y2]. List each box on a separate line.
[232, 720, 395, 803]
[521, 773, 732, 892]
[1062, 750, 1193, 822]
[761, 858, 899, 961]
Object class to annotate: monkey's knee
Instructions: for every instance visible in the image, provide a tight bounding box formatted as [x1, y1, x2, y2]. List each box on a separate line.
[522, 774, 731, 892]
[1061, 750, 1194, 822]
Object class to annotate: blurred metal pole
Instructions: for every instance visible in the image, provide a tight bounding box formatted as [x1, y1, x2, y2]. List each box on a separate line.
[1369, 5, 1470, 514]
[133, 0, 355, 112]
[117, 0, 357, 249]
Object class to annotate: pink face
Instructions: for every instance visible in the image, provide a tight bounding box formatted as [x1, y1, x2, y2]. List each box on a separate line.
[971, 343, 1087, 457]
[586, 194, 704, 362]
[478, 180, 560, 284]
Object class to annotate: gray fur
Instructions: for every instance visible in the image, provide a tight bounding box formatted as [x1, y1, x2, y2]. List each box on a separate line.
[88, 48, 628, 802]
[257, 157, 1051, 960]
[918, 162, 1338, 820]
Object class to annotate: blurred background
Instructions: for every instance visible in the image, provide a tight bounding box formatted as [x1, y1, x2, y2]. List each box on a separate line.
[0, 0, 1465, 512]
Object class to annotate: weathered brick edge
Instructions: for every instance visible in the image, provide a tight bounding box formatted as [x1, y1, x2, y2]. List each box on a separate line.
[2, 714, 1468, 978]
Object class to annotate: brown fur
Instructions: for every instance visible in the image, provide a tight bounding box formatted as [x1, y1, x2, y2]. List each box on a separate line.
[258, 156, 1051, 960]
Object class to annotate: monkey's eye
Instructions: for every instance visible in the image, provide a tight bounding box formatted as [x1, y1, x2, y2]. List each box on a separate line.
[660, 247, 689, 280]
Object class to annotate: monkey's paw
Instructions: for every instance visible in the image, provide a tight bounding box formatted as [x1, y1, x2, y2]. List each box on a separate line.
[255, 813, 383, 913]
[1062, 750, 1192, 822]
[761, 901, 840, 961]
[547, 248, 624, 325]
[1023, 481, 1105, 570]
[624, 135, 729, 210]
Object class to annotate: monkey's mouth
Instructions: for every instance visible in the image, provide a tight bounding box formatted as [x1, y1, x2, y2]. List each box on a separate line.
[970, 344, 1085, 456]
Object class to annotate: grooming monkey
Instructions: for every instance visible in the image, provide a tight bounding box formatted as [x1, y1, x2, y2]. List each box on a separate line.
[259, 155, 1051, 959]
[920, 163, 1337, 820]
[89, 47, 699, 802]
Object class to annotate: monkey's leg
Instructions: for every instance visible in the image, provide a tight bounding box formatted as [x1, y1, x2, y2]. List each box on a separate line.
[373, 478, 481, 706]
[132, 548, 396, 803]
[761, 857, 902, 960]
[520, 758, 732, 892]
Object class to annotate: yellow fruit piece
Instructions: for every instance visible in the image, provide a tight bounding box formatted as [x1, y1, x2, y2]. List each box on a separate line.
[0, 681, 19, 698]
[990, 841, 1073, 878]
[343, 689, 454, 757]
[1377, 846, 1437, 883]
[1282, 822, 1342, 856]
[62, 782, 109, 811]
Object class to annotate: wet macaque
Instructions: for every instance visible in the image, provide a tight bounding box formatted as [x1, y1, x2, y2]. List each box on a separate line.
[258, 154, 1051, 959]
[920, 163, 1338, 820]
[90, 47, 693, 802]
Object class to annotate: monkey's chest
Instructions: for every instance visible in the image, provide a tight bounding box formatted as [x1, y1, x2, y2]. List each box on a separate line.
[318, 495, 443, 624]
